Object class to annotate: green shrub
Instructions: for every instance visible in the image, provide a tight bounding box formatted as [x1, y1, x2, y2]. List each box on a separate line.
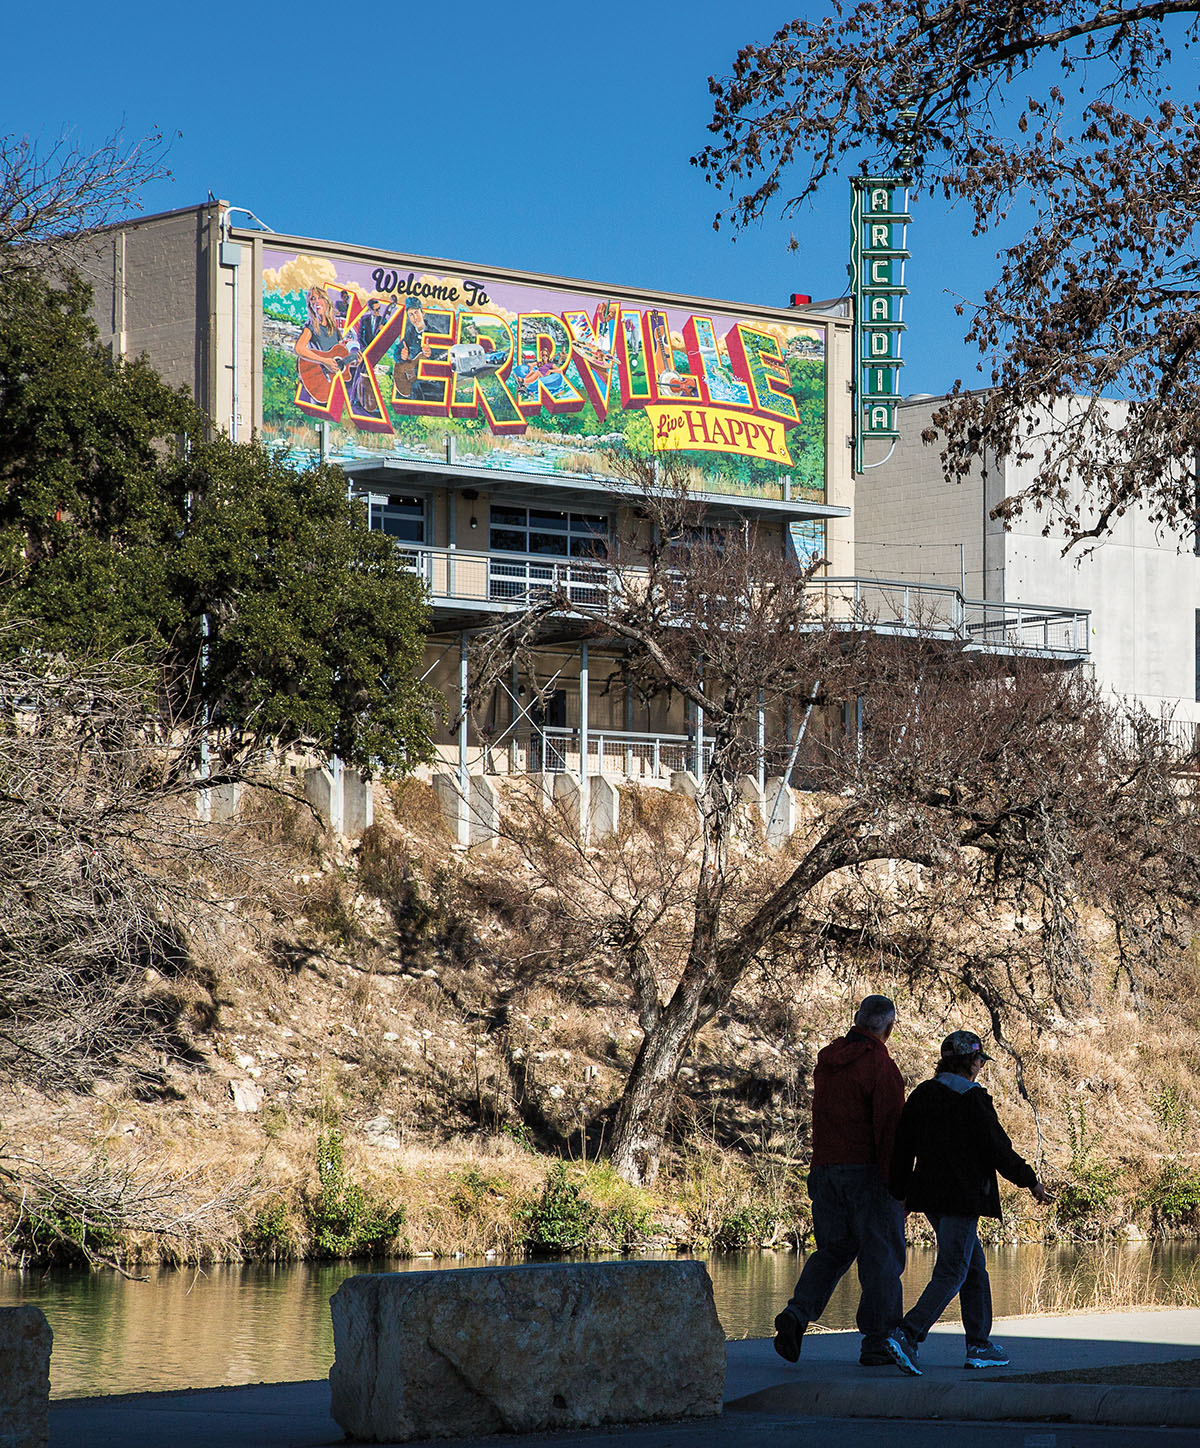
[1152, 1085, 1190, 1143]
[599, 1200, 653, 1250]
[248, 1197, 296, 1258]
[1145, 1161, 1200, 1228]
[305, 1129, 406, 1259]
[502, 1121, 536, 1154]
[519, 1164, 599, 1254]
[713, 1203, 777, 1251]
[1053, 1102, 1118, 1231]
[12, 1205, 122, 1267]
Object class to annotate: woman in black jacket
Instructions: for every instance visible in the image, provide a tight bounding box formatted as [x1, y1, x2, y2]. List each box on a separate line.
[884, 1031, 1048, 1375]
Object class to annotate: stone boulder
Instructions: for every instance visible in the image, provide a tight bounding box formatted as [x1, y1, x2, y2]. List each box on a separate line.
[329, 1259, 724, 1442]
[0, 1306, 52, 1448]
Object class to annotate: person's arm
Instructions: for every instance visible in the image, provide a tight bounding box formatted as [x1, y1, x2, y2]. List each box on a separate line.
[873, 1054, 905, 1178]
[295, 326, 342, 369]
[888, 1096, 916, 1202]
[975, 1090, 1044, 1197]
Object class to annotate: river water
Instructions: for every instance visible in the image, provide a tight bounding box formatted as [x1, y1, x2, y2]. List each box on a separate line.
[3, 1244, 1198, 1399]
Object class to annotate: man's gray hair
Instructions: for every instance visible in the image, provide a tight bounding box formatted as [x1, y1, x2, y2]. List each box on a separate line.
[854, 995, 897, 1033]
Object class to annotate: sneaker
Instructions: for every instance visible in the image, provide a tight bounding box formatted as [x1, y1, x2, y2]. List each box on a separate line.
[773, 1308, 806, 1363]
[965, 1340, 1010, 1368]
[885, 1327, 922, 1376]
[859, 1349, 893, 1366]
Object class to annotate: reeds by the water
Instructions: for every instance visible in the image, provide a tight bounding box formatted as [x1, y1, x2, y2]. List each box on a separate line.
[1020, 1245, 1200, 1314]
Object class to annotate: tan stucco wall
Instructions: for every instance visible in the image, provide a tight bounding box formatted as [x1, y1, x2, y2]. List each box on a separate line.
[82, 204, 220, 416]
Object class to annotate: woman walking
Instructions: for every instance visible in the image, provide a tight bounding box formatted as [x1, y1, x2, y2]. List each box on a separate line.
[886, 1031, 1049, 1375]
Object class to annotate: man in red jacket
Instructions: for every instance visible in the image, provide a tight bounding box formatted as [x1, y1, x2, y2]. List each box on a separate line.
[773, 995, 907, 1367]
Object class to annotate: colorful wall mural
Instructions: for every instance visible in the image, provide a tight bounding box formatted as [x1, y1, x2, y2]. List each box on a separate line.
[260, 247, 827, 500]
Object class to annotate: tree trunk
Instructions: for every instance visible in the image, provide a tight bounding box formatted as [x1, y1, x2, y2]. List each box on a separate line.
[609, 763, 734, 1186]
[608, 981, 707, 1187]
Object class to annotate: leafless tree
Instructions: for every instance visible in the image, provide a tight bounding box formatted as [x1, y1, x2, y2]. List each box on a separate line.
[695, 4, 1200, 545]
[0, 127, 171, 280]
[0, 640, 288, 1092]
[0, 1144, 258, 1272]
[471, 481, 1200, 1184]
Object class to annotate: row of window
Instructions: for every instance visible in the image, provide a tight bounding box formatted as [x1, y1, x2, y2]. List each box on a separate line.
[368, 497, 611, 559]
[365, 495, 828, 564]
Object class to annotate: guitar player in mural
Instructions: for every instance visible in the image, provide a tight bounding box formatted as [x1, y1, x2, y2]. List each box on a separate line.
[393, 297, 441, 401]
[294, 285, 354, 406]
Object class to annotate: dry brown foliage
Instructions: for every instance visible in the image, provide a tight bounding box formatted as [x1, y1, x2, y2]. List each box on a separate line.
[696, 3, 1200, 544]
[469, 478, 1200, 1184]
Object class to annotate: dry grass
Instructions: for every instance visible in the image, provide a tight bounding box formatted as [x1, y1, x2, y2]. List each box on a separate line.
[1020, 1245, 1200, 1314]
[6, 771, 1200, 1268]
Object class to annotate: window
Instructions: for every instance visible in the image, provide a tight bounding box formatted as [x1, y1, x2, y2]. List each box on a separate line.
[490, 506, 608, 558]
[369, 495, 426, 543]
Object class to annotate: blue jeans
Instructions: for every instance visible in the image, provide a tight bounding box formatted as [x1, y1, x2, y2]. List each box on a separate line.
[786, 1163, 906, 1350]
[903, 1213, 993, 1345]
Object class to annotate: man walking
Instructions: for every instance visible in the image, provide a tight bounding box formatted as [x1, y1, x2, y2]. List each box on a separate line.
[773, 995, 906, 1367]
[886, 1030, 1049, 1376]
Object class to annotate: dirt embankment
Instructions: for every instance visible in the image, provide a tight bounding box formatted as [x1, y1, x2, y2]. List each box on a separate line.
[3, 778, 1198, 1268]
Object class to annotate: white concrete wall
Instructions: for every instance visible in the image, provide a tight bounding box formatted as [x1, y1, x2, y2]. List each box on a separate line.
[1000, 401, 1200, 724]
[870, 395, 1200, 725]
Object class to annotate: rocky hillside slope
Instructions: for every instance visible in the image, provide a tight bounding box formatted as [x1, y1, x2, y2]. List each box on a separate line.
[2, 778, 1197, 1268]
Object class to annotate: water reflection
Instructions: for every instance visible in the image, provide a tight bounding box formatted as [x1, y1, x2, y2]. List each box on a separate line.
[2, 1244, 1196, 1400]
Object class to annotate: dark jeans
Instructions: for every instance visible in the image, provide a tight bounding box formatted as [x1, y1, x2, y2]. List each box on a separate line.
[786, 1163, 906, 1350]
[902, 1212, 993, 1345]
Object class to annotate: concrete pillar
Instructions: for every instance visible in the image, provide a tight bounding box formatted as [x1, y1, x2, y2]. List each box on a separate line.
[589, 774, 620, 841]
[670, 770, 700, 800]
[305, 764, 341, 833]
[468, 774, 500, 848]
[433, 773, 469, 848]
[552, 770, 583, 830]
[736, 774, 765, 824]
[343, 769, 374, 837]
[208, 780, 242, 823]
[764, 777, 797, 847]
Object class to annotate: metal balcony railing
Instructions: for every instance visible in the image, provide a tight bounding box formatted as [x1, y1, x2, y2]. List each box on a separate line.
[810, 577, 1090, 657]
[393, 546, 1090, 658]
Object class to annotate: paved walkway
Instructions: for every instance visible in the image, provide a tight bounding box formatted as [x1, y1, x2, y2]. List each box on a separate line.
[48, 1308, 1200, 1448]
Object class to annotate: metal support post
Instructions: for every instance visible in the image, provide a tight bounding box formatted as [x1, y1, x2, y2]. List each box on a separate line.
[448, 493, 457, 598]
[458, 632, 469, 845]
[624, 673, 634, 778]
[756, 690, 766, 793]
[580, 642, 590, 781]
[694, 689, 705, 781]
[580, 641, 591, 842]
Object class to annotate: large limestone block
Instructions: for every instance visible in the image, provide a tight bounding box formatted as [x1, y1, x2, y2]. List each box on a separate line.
[329, 1260, 724, 1443]
[0, 1306, 52, 1448]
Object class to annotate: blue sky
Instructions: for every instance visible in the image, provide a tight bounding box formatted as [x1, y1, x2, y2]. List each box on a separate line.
[6, 2, 1025, 394]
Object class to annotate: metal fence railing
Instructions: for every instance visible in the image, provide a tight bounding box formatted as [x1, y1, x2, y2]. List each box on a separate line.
[506, 728, 713, 780]
[392, 545, 1091, 660]
[813, 577, 1090, 657]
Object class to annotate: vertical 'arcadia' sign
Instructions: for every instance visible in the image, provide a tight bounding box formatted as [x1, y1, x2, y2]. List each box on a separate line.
[851, 178, 911, 472]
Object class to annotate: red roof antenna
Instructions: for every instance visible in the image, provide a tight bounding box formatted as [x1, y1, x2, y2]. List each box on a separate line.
[789, 293, 812, 307]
